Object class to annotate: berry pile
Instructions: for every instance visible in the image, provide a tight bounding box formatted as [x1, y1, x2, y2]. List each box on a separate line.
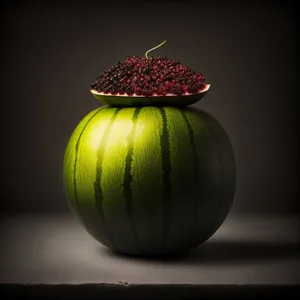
[91, 56, 206, 97]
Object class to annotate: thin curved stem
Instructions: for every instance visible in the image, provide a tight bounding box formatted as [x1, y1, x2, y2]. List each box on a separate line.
[145, 40, 167, 59]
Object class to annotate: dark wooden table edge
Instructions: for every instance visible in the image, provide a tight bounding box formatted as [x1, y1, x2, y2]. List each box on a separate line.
[1, 283, 299, 299]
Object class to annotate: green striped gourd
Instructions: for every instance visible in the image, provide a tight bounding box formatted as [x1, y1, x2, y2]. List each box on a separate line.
[63, 105, 236, 256]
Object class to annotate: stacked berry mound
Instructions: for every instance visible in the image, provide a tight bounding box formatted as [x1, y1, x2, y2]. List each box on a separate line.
[91, 56, 206, 97]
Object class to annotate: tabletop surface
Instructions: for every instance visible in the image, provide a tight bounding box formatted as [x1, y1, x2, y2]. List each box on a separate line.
[1, 213, 299, 286]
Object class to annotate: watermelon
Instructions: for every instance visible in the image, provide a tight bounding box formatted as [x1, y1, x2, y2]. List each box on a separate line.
[63, 105, 236, 256]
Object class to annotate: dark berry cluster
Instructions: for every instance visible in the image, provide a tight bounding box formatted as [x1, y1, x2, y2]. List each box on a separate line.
[91, 56, 206, 96]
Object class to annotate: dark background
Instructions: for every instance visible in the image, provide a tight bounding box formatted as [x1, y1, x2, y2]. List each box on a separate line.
[1, 0, 299, 214]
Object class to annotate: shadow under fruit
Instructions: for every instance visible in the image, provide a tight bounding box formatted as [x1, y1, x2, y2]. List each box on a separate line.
[63, 105, 236, 256]
[63, 41, 236, 257]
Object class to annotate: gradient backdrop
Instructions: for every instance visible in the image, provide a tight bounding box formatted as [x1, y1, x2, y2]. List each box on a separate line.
[1, 0, 299, 214]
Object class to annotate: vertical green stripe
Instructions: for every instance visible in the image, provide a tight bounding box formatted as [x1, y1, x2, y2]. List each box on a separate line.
[100, 108, 138, 253]
[123, 108, 142, 253]
[182, 108, 219, 246]
[63, 108, 101, 221]
[180, 111, 199, 180]
[158, 107, 171, 251]
[194, 110, 236, 238]
[94, 108, 122, 250]
[181, 110, 199, 226]
[74, 109, 102, 211]
[72, 108, 103, 233]
[75, 106, 119, 248]
[130, 107, 164, 254]
[163, 107, 197, 252]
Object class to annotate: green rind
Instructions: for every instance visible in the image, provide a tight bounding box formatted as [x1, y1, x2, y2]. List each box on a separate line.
[182, 107, 236, 248]
[180, 108, 218, 248]
[130, 107, 164, 254]
[122, 108, 142, 253]
[100, 108, 140, 253]
[157, 107, 172, 252]
[91, 92, 208, 107]
[63, 108, 101, 220]
[74, 106, 119, 248]
[93, 107, 122, 250]
[161, 107, 198, 252]
[191, 108, 236, 242]
[178, 109, 200, 249]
